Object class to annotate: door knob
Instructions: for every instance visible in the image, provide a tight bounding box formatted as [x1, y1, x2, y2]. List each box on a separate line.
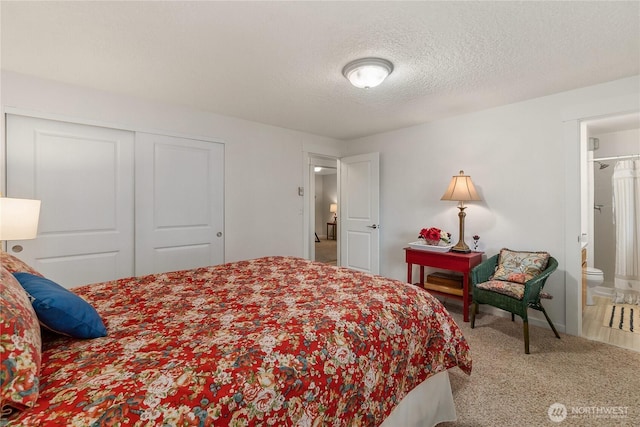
[367, 224, 379, 229]
[11, 245, 24, 253]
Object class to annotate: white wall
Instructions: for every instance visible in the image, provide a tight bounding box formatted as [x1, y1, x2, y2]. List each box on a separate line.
[314, 174, 325, 237]
[323, 174, 338, 226]
[0, 71, 341, 263]
[342, 75, 640, 332]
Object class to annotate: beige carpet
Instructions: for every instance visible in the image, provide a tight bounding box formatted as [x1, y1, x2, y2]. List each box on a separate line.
[315, 238, 337, 264]
[603, 304, 640, 334]
[439, 302, 640, 426]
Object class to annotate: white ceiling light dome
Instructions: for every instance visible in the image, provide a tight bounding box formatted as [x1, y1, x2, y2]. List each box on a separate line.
[342, 58, 394, 89]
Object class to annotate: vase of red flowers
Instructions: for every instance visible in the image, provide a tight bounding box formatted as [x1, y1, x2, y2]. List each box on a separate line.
[419, 227, 451, 246]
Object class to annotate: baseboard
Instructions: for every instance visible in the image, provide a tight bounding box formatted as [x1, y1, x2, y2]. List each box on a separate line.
[436, 296, 567, 334]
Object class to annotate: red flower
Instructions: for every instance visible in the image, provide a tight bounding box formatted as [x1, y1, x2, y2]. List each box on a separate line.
[419, 227, 442, 241]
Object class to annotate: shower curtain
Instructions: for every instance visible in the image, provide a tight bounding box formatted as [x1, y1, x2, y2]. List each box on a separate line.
[613, 159, 640, 292]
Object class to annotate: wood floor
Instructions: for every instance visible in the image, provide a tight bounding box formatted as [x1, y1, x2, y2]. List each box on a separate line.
[582, 295, 640, 352]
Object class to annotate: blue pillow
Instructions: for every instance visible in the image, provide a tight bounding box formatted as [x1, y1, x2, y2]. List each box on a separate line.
[12, 272, 107, 339]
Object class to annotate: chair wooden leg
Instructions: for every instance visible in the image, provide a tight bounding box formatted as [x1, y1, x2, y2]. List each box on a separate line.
[523, 321, 530, 354]
[540, 305, 561, 339]
[470, 302, 477, 328]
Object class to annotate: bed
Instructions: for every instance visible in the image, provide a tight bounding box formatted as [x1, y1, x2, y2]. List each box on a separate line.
[1, 255, 471, 426]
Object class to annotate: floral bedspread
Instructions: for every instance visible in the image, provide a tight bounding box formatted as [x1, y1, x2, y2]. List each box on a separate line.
[6, 256, 471, 426]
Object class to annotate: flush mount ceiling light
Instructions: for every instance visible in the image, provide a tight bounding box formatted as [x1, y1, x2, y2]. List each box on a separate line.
[342, 58, 393, 89]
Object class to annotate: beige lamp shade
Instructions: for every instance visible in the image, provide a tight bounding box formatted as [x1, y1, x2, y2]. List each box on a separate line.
[329, 203, 338, 213]
[440, 170, 481, 202]
[440, 171, 480, 253]
[0, 197, 41, 240]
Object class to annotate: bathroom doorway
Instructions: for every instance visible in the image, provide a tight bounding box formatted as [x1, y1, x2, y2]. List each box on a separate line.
[581, 112, 640, 352]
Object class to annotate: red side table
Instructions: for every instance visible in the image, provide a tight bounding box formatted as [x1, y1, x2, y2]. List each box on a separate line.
[404, 248, 483, 322]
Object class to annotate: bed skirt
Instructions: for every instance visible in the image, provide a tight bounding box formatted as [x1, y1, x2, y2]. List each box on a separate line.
[380, 371, 456, 427]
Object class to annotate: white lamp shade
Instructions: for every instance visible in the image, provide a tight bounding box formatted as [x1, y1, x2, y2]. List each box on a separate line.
[330, 203, 338, 213]
[440, 171, 481, 202]
[0, 197, 41, 240]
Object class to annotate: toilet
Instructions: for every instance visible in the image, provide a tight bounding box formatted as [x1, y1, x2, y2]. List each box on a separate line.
[585, 267, 604, 305]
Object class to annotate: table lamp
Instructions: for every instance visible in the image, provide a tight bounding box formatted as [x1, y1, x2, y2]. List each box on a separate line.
[330, 203, 338, 223]
[0, 196, 41, 241]
[440, 171, 481, 253]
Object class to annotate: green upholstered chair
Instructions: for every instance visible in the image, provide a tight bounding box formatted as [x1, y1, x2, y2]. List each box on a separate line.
[470, 253, 560, 354]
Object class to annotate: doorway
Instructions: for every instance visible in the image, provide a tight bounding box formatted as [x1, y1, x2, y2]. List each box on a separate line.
[303, 151, 381, 274]
[581, 112, 640, 352]
[309, 156, 338, 265]
[563, 94, 638, 338]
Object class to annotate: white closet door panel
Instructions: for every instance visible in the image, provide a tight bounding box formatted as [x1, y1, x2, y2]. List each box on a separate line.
[135, 133, 224, 275]
[153, 244, 212, 274]
[154, 144, 210, 227]
[6, 115, 135, 288]
[36, 251, 120, 288]
[36, 133, 119, 232]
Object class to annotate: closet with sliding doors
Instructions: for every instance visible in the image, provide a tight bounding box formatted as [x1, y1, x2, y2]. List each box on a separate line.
[5, 114, 224, 288]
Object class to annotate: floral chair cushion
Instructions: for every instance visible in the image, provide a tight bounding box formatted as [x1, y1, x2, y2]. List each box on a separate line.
[0, 266, 42, 413]
[476, 280, 553, 301]
[491, 248, 550, 284]
[477, 280, 526, 300]
[1, 250, 43, 277]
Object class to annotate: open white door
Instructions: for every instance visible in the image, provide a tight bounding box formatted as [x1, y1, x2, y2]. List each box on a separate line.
[339, 152, 380, 274]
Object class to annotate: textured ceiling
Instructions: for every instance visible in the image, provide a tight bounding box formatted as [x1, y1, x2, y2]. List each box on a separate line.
[1, 1, 639, 140]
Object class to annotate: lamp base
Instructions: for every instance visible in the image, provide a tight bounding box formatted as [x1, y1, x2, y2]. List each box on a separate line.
[451, 205, 470, 253]
[451, 240, 471, 253]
